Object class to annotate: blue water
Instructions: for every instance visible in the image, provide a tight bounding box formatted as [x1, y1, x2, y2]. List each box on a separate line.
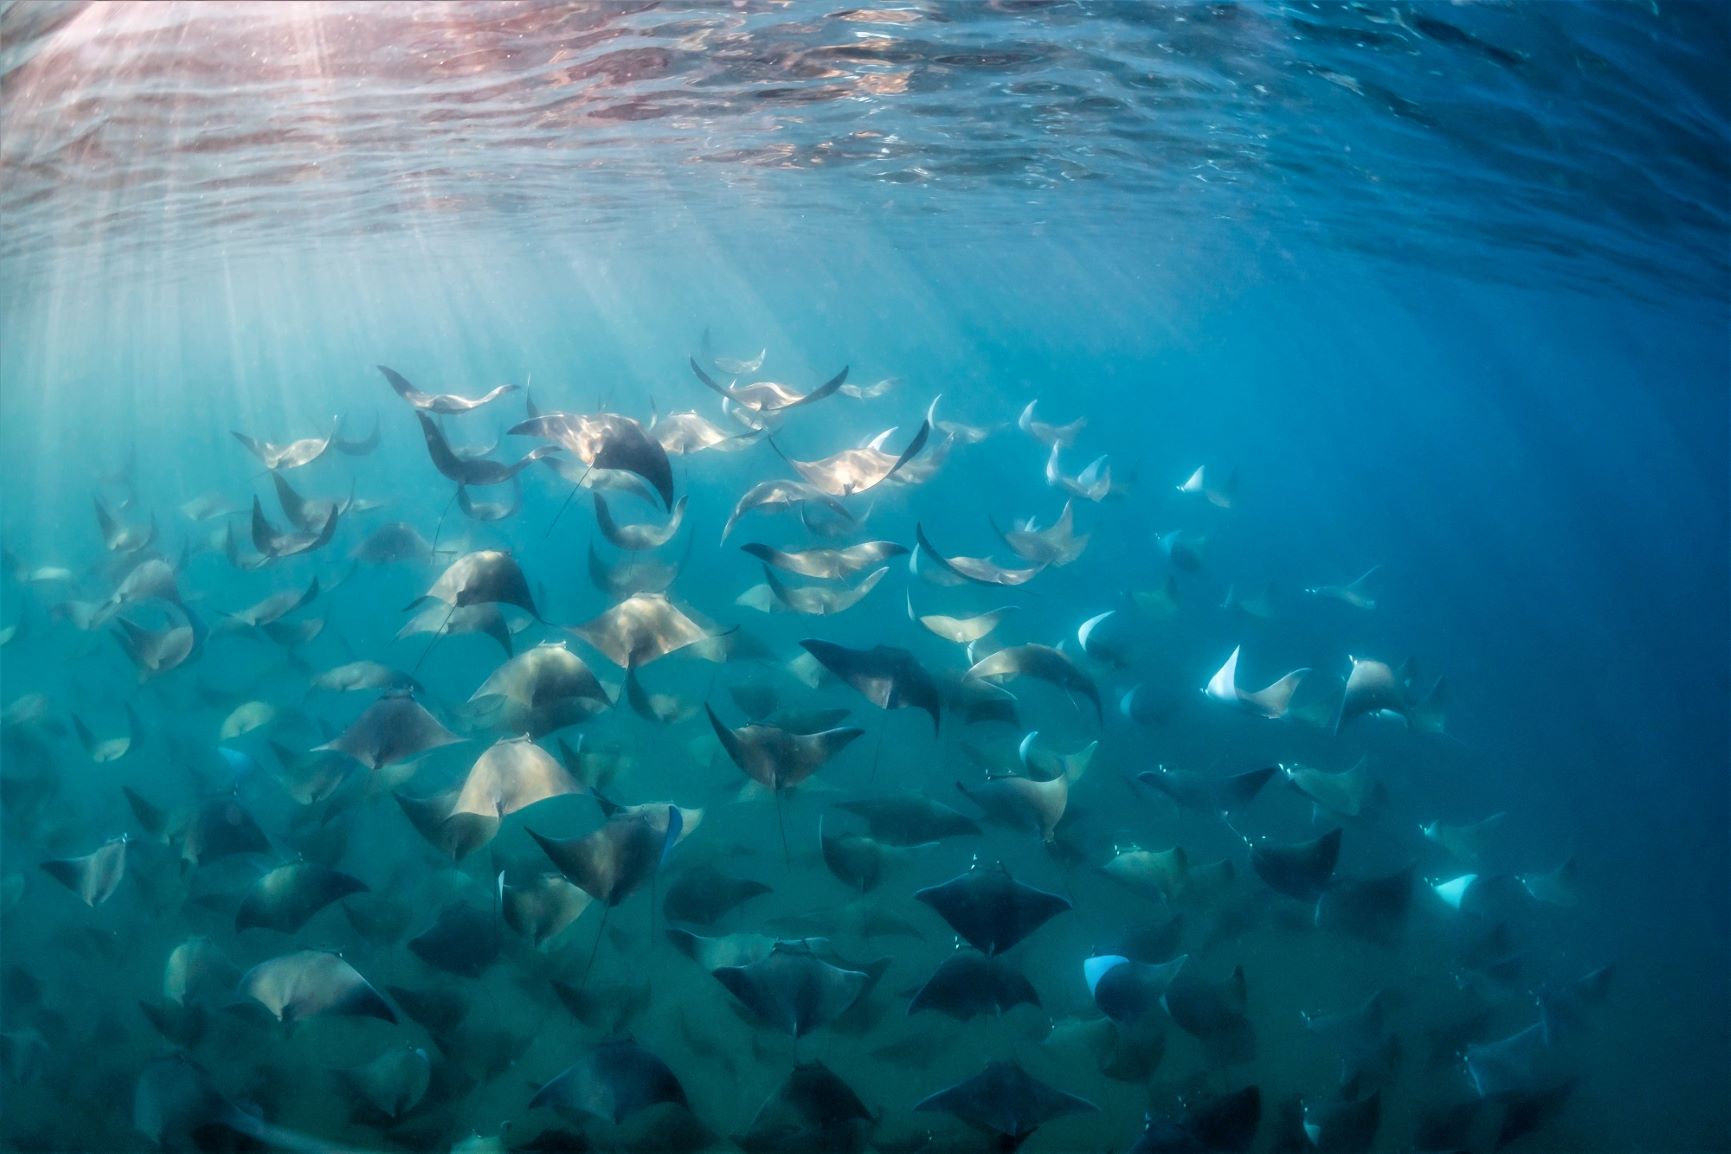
[1, 3, 1727, 1152]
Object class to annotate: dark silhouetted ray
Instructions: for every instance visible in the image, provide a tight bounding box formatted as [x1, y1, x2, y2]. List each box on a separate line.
[821, 819, 892, 893]
[712, 939, 869, 1040]
[132, 1053, 260, 1150]
[385, 984, 469, 1038]
[235, 861, 367, 934]
[663, 865, 771, 926]
[270, 471, 347, 534]
[251, 497, 339, 558]
[1250, 828, 1342, 902]
[833, 793, 980, 846]
[529, 1036, 689, 1125]
[1537, 965, 1614, 1045]
[1421, 811, 1507, 865]
[339, 1043, 430, 1122]
[1137, 764, 1276, 815]
[913, 1059, 1097, 1147]
[1464, 1022, 1552, 1098]
[261, 740, 353, 802]
[799, 639, 942, 733]
[1314, 863, 1415, 945]
[1301, 1090, 1381, 1153]
[1495, 1078, 1577, 1150]
[942, 671, 1022, 728]
[914, 862, 1071, 956]
[418, 413, 553, 484]
[710, 704, 862, 863]
[738, 1058, 874, 1153]
[1164, 964, 1256, 1064]
[181, 796, 271, 866]
[910, 953, 1041, 1020]
[1283, 757, 1378, 819]
[707, 705, 864, 791]
[353, 521, 434, 565]
[529, 807, 680, 907]
[1187, 1085, 1263, 1152]
[409, 901, 500, 976]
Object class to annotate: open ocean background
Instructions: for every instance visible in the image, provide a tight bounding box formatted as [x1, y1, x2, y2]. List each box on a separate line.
[1, 3, 1726, 1152]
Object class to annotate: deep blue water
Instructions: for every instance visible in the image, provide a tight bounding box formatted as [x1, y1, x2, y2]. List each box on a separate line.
[1, 4, 1727, 1153]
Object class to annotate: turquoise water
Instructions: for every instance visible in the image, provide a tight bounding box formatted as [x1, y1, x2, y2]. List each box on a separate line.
[1, 4, 1727, 1152]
